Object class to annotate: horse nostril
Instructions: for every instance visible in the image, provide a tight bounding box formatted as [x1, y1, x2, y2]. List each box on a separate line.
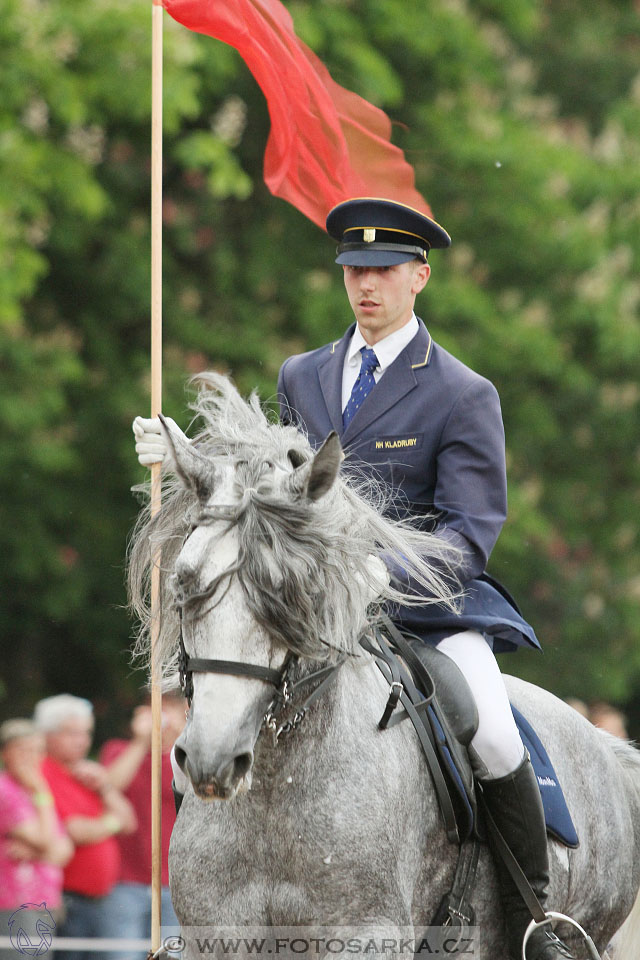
[174, 744, 188, 772]
[234, 753, 252, 779]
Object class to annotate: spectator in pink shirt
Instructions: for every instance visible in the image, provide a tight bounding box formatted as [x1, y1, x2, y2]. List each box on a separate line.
[0, 718, 73, 960]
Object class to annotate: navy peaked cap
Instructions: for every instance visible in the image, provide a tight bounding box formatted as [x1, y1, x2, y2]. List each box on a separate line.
[326, 197, 451, 266]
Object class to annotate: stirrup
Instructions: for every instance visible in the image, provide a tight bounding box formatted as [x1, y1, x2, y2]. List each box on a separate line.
[523, 912, 601, 960]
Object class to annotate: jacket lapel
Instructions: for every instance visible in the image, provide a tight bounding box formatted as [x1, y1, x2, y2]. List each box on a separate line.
[317, 324, 354, 436]
[341, 320, 433, 444]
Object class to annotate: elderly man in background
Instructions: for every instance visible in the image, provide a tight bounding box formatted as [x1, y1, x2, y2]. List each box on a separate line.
[0, 718, 73, 960]
[35, 695, 136, 960]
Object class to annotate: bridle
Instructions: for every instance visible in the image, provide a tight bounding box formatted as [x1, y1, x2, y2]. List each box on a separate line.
[177, 624, 346, 744]
[174, 498, 350, 743]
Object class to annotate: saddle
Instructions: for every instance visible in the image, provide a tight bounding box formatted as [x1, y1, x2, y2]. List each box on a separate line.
[365, 617, 581, 936]
[365, 617, 579, 849]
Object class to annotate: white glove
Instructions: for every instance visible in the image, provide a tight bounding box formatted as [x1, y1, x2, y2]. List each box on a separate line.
[132, 415, 189, 466]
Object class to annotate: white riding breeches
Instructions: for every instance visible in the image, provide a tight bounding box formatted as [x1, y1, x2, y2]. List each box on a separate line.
[436, 630, 526, 781]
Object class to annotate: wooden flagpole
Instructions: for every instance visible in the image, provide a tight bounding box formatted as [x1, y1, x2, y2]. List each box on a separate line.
[150, 1, 164, 955]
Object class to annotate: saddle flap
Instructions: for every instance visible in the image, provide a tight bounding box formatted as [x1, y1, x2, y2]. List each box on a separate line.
[405, 640, 479, 746]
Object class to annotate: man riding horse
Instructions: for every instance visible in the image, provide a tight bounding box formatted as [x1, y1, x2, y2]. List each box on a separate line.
[133, 197, 575, 960]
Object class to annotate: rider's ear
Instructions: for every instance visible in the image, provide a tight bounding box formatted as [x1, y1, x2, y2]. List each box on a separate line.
[288, 431, 343, 502]
[159, 414, 216, 502]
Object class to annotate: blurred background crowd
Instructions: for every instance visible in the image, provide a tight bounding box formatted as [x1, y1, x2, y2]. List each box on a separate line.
[0, 693, 186, 960]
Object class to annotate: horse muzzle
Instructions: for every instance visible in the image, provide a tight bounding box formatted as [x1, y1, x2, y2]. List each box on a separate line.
[174, 734, 254, 801]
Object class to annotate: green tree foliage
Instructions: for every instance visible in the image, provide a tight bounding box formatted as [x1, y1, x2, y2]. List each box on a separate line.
[1, 0, 638, 726]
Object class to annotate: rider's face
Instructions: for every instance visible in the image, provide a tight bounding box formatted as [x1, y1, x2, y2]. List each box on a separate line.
[342, 260, 430, 345]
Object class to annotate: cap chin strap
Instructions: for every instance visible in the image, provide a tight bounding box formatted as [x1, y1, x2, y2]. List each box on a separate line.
[337, 241, 428, 260]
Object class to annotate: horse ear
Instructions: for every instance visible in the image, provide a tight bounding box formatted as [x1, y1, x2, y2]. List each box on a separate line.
[159, 414, 216, 502]
[289, 431, 343, 502]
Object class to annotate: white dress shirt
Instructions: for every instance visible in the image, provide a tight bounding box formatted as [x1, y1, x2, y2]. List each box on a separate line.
[341, 314, 419, 412]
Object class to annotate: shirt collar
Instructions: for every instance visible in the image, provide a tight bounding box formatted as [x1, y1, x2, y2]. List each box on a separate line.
[347, 314, 420, 372]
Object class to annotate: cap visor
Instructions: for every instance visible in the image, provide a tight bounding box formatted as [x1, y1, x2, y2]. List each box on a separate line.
[335, 249, 419, 267]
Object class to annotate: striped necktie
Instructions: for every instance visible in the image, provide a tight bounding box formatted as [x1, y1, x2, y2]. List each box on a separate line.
[342, 346, 379, 429]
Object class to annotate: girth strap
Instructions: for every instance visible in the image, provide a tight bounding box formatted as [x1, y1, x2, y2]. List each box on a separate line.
[432, 838, 480, 934]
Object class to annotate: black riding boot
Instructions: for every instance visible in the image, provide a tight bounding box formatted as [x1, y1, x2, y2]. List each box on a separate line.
[480, 754, 575, 960]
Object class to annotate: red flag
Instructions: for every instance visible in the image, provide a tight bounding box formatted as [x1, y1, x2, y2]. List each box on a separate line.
[160, 0, 432, 229]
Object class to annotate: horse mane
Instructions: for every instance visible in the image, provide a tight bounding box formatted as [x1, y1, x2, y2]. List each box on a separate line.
[128, 373, 462, 685]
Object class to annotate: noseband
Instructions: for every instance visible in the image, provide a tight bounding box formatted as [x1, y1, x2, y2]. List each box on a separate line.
[177, 630, 346, 744]
[178, 632, 284, 697]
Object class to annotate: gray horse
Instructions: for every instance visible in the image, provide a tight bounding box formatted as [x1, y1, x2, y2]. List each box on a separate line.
[128, 374, 640, 960]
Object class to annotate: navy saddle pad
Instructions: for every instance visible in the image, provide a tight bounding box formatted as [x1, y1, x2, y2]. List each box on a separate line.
[428, 702, 579, 847]
[511, 704, 579, 848]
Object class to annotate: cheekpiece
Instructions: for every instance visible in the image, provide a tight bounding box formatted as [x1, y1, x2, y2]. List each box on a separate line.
[326, 197, 451, 266]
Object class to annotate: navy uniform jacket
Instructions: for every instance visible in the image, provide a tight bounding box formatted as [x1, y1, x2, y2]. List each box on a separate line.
[277, 318, 539, 653]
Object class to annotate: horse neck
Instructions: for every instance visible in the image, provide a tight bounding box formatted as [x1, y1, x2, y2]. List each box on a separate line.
[246, 648, 445, 888]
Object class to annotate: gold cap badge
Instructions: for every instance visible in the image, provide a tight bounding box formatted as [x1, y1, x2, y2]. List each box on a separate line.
[363, 227, 376, 243]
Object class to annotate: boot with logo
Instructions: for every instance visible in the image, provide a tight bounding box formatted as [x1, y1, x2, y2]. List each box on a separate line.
[480, 754, 576, 960]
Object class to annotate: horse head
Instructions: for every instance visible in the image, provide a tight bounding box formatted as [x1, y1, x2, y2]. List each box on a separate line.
[163, 415, 343, 800]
